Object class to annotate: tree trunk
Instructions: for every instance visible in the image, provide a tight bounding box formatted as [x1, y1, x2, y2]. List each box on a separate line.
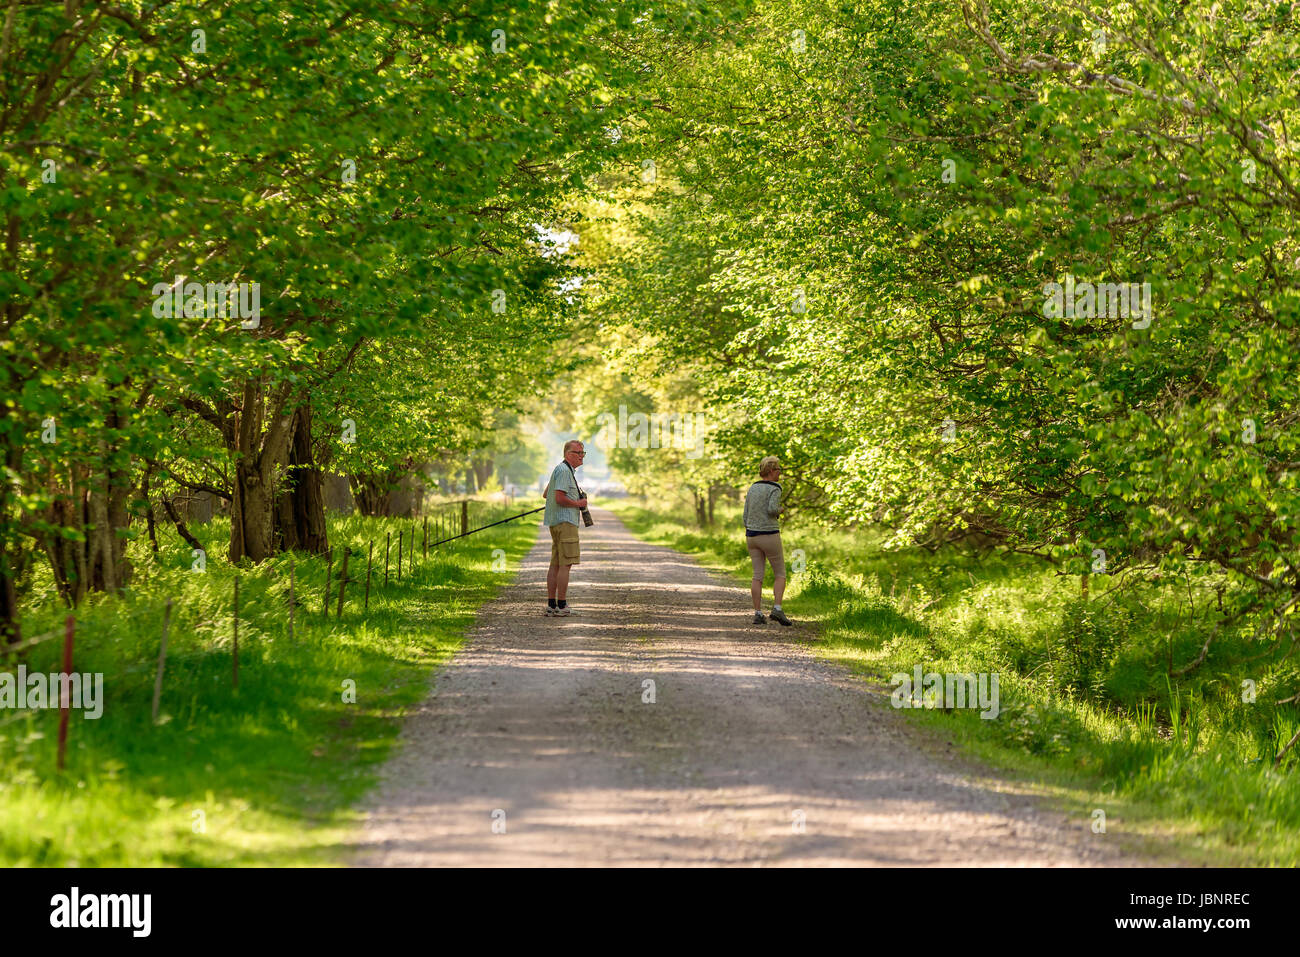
[41, 480, 81, 608]
[87, 476, 115, 594]
[101, 405, 134, 589]
[275, 404, 329, 554]
[72, 468, 88, 604]
[34, 452, 134, 605]
[349, 468, 419, 517]
[0, 434, 20, 646]
[233, 466, 277, 562]
[322, 473, 354, 513]
[0, 539, 18, 648]
[142, 471, 159, 555]
[71, 411, 135, 595]
[350, 472, 395, 517]
[227, 377, 297, 564]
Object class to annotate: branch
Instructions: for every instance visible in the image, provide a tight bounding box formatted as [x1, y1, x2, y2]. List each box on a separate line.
[160, 496, 203, 552]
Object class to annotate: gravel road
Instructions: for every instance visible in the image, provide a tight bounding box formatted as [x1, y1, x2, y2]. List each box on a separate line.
[354, 507, 1145, 867]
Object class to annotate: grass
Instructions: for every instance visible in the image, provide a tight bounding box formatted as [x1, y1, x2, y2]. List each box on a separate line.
[609, 497, 1300, 867]
[0, 505, 538, 866]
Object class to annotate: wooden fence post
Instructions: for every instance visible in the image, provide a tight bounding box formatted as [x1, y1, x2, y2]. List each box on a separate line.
[152, 599, 172, 725]
[461, 500, 469, 538]
[56, 615, 74, 771]
[384, 532, 391, 587]
[336, 547, 351, 617]
[423, 517, 428, 560]
[364, 540, 374, 611]
[397, 530, 403, 580]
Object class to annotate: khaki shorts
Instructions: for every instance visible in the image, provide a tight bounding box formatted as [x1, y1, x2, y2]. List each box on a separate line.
[549, 522, 580, 566]
[747, 532, 784, 578]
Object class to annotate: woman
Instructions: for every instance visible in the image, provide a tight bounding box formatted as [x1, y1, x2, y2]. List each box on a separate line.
[743, 456, 791, 625]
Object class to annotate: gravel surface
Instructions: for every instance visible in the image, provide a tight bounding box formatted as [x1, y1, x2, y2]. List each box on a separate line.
[354, 507, 1147, 867]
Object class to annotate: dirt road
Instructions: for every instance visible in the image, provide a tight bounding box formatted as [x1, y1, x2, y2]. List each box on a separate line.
[354, 507, 1141, 866]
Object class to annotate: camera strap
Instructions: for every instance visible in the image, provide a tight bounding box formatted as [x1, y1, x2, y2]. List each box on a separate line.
[563, 460, 583, 497]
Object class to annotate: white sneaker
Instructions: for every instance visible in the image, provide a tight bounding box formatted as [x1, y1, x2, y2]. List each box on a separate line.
[557, 606, 572, 616]
[545, 606, 558, 616]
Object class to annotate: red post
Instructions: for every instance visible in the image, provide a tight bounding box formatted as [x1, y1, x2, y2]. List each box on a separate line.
[56, 615, 74, 771]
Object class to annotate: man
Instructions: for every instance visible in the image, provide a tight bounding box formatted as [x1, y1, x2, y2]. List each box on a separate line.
[542, 440, 588, 617]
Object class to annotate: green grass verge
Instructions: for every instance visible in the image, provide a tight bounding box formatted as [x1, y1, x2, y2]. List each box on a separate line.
[0, 508, 538, 866]
[609, 498, 1300, 867]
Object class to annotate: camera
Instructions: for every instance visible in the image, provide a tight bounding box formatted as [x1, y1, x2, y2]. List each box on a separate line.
[577, 486, 594, 527]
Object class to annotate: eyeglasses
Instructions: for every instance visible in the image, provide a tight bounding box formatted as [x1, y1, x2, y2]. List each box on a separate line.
[569, 450, 586, 455]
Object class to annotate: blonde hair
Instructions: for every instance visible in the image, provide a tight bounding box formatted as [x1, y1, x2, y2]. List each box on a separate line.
[758, 456, 781, 478]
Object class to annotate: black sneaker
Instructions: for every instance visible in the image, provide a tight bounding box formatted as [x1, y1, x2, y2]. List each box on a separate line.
[770, 608, 792, 626]
[752, 611, 766, 624]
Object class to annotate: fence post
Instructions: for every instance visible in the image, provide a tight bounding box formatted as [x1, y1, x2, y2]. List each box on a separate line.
[365, 540, 374, 611]
[397, 530, 403, 580]
[233, 575, 240, 689]
[56, 615, 74, 771]
[423, 517, 428, 560]
[384, 531, 391, 586]
[462, 500, 469, 538]
[152, 599, 172, 725]
[336, 547, 350, 617]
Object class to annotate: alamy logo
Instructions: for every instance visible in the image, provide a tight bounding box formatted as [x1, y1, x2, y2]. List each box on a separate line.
[50, 888, 151, 937]
[0, 666, 104, 718]
[1042, 276, 1152, 328]
[890, 666, 999, 719]
[594, 405, 707, 460]
[151, 276, 261, 328]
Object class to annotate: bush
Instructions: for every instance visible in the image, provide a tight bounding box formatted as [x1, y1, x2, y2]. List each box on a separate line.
[1047, 599, 1134, 703]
